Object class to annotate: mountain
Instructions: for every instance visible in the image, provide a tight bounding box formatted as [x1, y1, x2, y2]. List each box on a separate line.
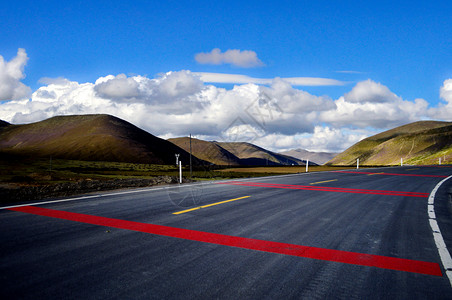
[167, 137, 241, 166]
[0, 114, 199, 165]
[279, 149, 338, 165]
[327, 121, 452, 165]
[168, 138, 306, 166]
[217, 142, 307, 165]
[0, 120, 10, 128]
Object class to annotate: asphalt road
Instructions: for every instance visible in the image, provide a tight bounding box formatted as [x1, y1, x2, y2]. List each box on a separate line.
[1, 166, 452, 299]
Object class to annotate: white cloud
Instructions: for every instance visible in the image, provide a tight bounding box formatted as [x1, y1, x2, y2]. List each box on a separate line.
[251, 126, 369, 153]
[0, 48, 31, 101]
[95, 74, 142, 100]
[195, 48, 264, 68]
[153, 70, 204, 100]
[321, 79, 429, 128]
[0, 52, 447, 153]
[194, 72, 345, 86]
[428, 79, 452, 121]
[344, 79, 399, 103]
[283, 77, 345, 86]
[440, 79, 452, 103]
[93, 71, 204, 106]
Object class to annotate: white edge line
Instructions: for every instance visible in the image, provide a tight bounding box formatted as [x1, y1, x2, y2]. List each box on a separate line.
[428, 174, 452, 286]
[0, 185, 171, 210]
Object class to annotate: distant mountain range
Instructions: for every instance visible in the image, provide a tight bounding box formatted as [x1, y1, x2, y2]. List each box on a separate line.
[0, 114, 306, 166]
[279, 149, 337, 165]
[327, 121, 452, 165]
[1, 115, 449, 166]
[168, 137, 308, 166]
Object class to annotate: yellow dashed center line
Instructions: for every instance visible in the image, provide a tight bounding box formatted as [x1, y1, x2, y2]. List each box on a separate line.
[309, 179, 338, 185]
[367, 172, 385, 176]
[172, 196, 251, 215]
[406, 168, 419, 171]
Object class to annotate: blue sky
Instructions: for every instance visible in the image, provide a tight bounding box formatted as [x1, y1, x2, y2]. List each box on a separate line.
[1, 0, 451, 152]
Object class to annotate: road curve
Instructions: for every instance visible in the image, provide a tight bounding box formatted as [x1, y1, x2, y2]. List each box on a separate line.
[1, 166, 452, 299]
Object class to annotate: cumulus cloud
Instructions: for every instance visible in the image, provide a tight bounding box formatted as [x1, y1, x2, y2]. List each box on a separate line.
[95, 74, 142, 100]
[195, 48, 264, 68]
[344, 79, 399, 103]
[93, 71, 204, 106]
[194, 72, 345, 86]
[252, 126, 369, 153]
[321, 79, 429, 128]
[428, 79, 452, 121]
[0, 58, 445, 153]
[0, 48, 31, 101]
[153, 71, 204, 100]
[440, 79, 452, 103]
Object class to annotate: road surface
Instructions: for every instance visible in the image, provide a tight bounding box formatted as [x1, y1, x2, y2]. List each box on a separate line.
[1, 166, 452, 299]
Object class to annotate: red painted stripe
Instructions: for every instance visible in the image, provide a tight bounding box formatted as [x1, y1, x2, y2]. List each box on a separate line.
[8, 205, 442, 276]
[334, 171, 448, 178]
[218, 181, 429, 198]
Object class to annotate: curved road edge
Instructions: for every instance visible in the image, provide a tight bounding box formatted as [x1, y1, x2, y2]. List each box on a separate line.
[428, 174, 452, 286]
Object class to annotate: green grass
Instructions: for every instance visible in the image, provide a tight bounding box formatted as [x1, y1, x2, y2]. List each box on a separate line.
[0, 155, 372, 187]
[0, 155, 179, 185]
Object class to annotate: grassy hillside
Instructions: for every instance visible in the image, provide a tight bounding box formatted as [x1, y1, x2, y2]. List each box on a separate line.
[328, 121, 452, 165]
[0, 114, 199, 165]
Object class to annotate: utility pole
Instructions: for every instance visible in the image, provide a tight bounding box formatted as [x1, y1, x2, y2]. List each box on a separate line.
[189, 134, 192, 178]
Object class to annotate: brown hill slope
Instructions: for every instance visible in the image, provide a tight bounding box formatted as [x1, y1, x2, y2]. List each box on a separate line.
[168, 138, 306, 166]
[0, 120, 10, 128]
[327, 121, 452, 165]
[216, 142, 307, 166]
[0, 114, 198, 164]
[168, 137, 242, 166]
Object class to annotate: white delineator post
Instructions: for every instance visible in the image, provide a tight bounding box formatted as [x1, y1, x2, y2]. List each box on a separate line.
[439, 157, 442, 165]
[401, 158, 403, 166]
[306, 160, 309, 173]
[179, 161, 182, 184]
[357, 158, 359, 169]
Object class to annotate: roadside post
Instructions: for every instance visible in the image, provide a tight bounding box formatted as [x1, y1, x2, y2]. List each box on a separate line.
[357, 158, 359, 169]
[306, 160, 309, 173]
[179, 161, 182, 184]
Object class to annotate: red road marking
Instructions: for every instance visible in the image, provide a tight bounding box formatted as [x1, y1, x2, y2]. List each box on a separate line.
[8, 205, 442, 276]
[217, 181, 430, 197]
[334, 171, 448, 178]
